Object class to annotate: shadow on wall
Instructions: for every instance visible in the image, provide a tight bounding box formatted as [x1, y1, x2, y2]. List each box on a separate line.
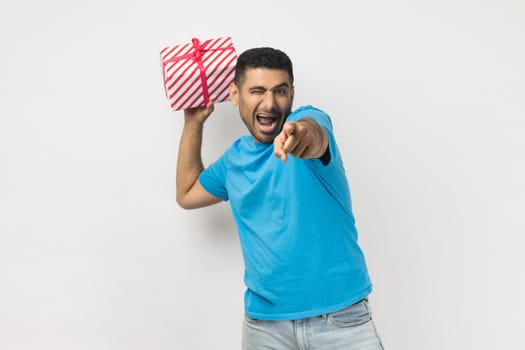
[192, 202, 238, 246]
[203, 102, 245, 158]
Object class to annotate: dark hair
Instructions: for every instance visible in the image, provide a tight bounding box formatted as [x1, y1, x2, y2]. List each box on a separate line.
[234, 47, 294, 86]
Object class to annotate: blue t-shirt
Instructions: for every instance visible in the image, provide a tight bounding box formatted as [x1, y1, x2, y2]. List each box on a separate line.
[199, 105, 372, 320]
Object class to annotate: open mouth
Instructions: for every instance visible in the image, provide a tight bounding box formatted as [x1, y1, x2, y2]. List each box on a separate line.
[256, 114, 279, 134]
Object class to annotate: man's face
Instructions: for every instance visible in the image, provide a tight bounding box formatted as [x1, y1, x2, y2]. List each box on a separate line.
[230, 68, 294, 144]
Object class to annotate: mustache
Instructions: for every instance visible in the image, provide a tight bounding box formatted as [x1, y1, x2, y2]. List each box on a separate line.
[256, 106, 281, 116]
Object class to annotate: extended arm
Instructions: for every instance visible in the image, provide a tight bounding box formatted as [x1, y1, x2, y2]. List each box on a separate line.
[176, 102, 223, 209]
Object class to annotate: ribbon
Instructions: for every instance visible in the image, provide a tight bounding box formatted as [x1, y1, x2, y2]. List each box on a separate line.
[162, 38, 235, 106]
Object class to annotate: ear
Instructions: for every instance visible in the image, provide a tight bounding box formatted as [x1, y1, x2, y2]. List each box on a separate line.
[229, 82, 239, 106]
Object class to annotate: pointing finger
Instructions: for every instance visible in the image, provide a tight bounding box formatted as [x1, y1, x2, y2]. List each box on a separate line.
[274, 133, 289, 162]
[283, 122, 296, 137]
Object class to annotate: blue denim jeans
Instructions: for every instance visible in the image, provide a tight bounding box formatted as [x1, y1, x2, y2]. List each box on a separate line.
[242, 299, 384, 349]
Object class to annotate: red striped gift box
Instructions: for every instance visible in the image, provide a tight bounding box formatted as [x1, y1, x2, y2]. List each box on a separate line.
[160, 37, 237, 111]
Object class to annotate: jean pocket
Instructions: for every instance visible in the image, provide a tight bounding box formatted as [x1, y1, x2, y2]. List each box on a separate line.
[244, 315, 264, 324]
[328, 299, 372, 328]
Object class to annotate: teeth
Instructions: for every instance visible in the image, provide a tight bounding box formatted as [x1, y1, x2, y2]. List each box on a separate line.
[257, 115, 276, 127]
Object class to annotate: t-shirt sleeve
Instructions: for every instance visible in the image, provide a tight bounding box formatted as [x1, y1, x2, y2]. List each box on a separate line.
[198, 156, 229, 201]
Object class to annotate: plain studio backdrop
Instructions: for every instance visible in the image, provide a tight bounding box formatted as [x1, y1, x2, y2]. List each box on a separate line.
[1, 0, 524, 349]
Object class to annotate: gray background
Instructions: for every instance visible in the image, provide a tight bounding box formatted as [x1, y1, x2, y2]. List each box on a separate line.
[1, 0, 524, 349]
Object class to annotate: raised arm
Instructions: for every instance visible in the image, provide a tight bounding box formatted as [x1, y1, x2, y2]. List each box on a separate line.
[176, 102, 223, 209]
[273, 117, 330, 164]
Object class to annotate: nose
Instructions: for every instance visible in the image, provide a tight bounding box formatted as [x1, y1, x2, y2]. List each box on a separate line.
[260, 91, 277, 112]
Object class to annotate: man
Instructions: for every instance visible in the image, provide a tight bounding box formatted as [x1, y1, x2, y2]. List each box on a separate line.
[176, 47, 384, 349]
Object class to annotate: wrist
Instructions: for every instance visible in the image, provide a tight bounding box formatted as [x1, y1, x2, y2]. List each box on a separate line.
[183, 116, 206, 129]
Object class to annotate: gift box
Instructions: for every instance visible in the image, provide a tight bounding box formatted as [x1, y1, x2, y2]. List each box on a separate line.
[160, 37, 237, 111]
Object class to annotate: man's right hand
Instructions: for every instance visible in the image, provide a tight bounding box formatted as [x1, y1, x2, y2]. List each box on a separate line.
[184, 101, 215, 125]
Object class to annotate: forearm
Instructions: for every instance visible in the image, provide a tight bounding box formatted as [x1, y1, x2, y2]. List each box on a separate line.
[176, 120, 205, 203]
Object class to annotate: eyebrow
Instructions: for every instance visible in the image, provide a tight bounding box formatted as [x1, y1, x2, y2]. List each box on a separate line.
[248, 83, 291, 92]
